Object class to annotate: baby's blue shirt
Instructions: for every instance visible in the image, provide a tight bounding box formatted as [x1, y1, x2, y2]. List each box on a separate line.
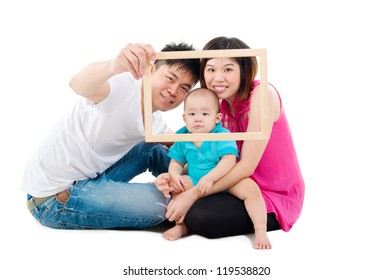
[168, 122, 238, 185]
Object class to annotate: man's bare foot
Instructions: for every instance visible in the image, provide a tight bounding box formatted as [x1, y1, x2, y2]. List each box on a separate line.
[254, 228, 272, 249]
[163, 224, 189, 241]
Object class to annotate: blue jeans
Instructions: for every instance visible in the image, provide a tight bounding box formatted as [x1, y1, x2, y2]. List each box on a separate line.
[28, 142, 171, 229]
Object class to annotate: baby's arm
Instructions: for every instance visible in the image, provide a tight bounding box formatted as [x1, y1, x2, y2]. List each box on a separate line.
[197, 154, 236, 194]
[168, 160, 187, 193]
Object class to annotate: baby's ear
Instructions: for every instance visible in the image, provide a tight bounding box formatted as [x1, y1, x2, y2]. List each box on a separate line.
[216, 113, 223, 123]
[182, 113, 186, 122]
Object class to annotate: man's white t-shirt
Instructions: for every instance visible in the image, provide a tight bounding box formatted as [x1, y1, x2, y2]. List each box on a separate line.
[21, 73, 168, 197]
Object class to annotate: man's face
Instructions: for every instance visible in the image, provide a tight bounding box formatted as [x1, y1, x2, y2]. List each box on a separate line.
[150, 64, 195, 112]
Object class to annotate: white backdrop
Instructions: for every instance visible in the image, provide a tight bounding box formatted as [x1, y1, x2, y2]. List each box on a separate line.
[1, 0, 391, 279]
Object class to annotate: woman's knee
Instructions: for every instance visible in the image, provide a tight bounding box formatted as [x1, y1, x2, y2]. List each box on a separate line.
[185, 208, 215, 238]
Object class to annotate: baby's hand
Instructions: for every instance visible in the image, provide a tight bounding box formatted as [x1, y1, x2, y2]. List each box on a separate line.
[169, 173, 186, 194]
[197, 176, 213, 194]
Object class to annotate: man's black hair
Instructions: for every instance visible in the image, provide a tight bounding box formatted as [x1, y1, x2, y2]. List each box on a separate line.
[154, 42, 200, 86]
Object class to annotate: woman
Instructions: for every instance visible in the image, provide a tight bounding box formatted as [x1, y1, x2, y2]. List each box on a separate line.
[161, 36, 305, 239]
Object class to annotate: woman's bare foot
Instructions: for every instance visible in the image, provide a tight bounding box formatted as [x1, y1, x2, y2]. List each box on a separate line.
[254, 228, 272, 249]
[163, 223, 189, 241]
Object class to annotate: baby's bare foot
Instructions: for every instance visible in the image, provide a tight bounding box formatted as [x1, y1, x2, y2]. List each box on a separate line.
[254, 228, 272, 250]
[163, 224, 189, 241]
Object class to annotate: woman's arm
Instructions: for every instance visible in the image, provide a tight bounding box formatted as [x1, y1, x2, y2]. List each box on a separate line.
[204, 84, 280, 194]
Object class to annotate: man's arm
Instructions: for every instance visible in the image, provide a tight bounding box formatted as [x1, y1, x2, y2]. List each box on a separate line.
[69, 60, 113, 104]
[69, 43, 156, 104]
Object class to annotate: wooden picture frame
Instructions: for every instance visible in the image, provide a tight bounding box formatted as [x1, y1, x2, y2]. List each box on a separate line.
[143, 48, 270, 142]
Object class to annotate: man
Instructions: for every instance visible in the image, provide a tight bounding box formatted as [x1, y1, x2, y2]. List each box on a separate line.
[22, 42, 200, 229]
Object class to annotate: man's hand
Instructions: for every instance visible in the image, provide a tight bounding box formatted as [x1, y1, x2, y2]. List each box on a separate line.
[112, 43, 156, 79]
[154, 173, 172, 198]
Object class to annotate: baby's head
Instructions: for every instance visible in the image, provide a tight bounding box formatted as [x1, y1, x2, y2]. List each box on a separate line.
[184, 88, 220, 112]
[183, 88, 222, 134]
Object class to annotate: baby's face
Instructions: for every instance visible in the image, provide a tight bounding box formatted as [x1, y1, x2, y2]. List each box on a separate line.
[183, 93, 221, 134]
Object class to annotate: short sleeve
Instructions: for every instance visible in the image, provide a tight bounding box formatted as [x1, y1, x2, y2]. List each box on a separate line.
[168, 142, 187, 163]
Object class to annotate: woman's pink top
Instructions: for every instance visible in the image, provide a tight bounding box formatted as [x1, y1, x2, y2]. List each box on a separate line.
[220, 81, 305, 231]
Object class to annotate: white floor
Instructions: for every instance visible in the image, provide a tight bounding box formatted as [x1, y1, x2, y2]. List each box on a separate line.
[7, 197, 306, 280]
[3, 170, 389, 280]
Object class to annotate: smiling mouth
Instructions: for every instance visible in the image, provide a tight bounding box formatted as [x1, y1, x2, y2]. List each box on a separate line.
[213, 86, 227, 93]
[160, 93, 174, 104]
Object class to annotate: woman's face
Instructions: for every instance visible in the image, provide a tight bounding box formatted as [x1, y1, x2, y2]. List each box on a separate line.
[203, 57, 241, 103]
